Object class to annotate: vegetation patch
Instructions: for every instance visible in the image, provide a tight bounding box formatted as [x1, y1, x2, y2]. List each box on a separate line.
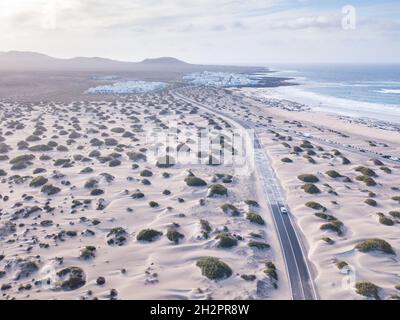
[207, 184, 228, 197]
[355, 166, 377, 177]
[325, 170, 343, 178]
[29, 176, 48, 187]
[355, 281, 380, 300]
[185, 176, 207, 187]
[248, 241, 270, 250]
[221, 204, 240, 216]
[166, 227, 184, 244]
[298, 174, 319, 183]
[137, 229, 162, 242]
[196, 257, 232, 280]
[215, 232, 238, 248]
[355, 238, 395, 255]
[264, 261, 278, 281]
[389, 211, 400, 219]
[107, 227, 128, 246]
[320, 220, 344, 235]
[305, 201, 326, 211]
[246, 212, 265, 225]
[301, 183, 321, 194]
[56, 267, 86, 291]
[377, 213, 394, 226]
[365, 198, 378, 207]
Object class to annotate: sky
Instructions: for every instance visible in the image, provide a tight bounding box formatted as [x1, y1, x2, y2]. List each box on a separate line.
[0, 0, 399, 64]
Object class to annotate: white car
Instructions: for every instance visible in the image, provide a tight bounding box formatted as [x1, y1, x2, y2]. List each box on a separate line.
[280, 207, 288, 214]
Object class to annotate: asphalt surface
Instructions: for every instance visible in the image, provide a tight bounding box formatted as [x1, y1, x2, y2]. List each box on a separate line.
[171, 90, 318, 300]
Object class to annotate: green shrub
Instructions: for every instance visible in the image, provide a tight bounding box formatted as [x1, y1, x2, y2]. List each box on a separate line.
[365, 198, 377, 207]
[320, 220, 343, 235]
[29, 176, 48, 187]
[196, 257, 232, 280]
[140, 169, 153, 177]
[325, 170, 342, 178]
[56, 266, 86, 291]
[303, 155, 316, 164]
[166, 227, 184, 244]
[41, 184, 61, 196]
[131, 191, 145, 199]
[136, 229, 162, 242]
[156, 155, 176, 168]
[149, 201, 159, 208]
[305, 201, 326, 211]
[248, 241, 270, 250]
[321, 237, 334, 244]
[281, 157, 293, 163]
[215, 232, 238, 248]
[340, 156, 351, 165]
[246, 212, 265, 225]
[356, 175, 377, 186]
[107, 227, 128, 246]
[264, 262, 278, 280]
[200, 219, 212, 233]
[315, 212, 337, 221]
[302, 183, 321, 194]
[336, 260, 348, 269]
[9, 154, 35, 164]
[207, 184, 228, 197]
[377, 213, 394, 226]
[244, 200, 260, 207]
[221, 203, 240, 216]
[389, 211, 400, 219]
[355, 166, 377, 177]
[80, 246, 96, 260]
[355, 238, 395, 255]
[185, 176, 207, 187]
[392, 196, 400, 203]
[380, 166, 391, 174]
[241, 274, 256, 281]
[355, 281, 380, 299]
[298, 174, 319, 183]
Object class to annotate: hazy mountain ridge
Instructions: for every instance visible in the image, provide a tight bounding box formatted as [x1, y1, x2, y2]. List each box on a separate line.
[0, 51, 261, 73]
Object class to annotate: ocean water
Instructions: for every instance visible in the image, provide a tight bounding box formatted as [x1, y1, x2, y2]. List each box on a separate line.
[266, 64, 400, 123]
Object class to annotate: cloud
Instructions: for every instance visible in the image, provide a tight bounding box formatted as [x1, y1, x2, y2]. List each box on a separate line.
[0, 0, 399, 63]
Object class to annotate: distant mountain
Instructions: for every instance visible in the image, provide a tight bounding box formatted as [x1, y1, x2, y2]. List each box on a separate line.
[139, 57, 188, 65]
[0, 51, 264, 74]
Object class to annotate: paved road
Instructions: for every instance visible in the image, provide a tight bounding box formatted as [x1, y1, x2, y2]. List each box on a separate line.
[171, 90, 318, 300]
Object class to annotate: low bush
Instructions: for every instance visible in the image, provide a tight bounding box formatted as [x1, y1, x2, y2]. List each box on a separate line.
[221, 204, 240, 216]
[136, 229, 162, 242]
[320, 220, 344, 235]
[215, 232, 238, 248]
[305, 201, 326, 211]
[302, 183, 321, 194]
[355, 281, 380, 299]
[248, 241, 270, 250]
[207, 184, 228, 197]
[185, 176, 207, 187]
[355, 238, 395, 255]
[246, 212, 265, 225]
[325, 170, 342, 178]
[166, 227, 184, 244]
[196, 257, 232, 280]
[298, 174, 319, 183]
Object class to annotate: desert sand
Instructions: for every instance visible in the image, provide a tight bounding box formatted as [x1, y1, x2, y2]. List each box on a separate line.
[0, 91, 285, 300]
[181, 86, 400, 300]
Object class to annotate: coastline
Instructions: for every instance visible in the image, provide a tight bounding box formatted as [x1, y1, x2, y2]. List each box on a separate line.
[238, 85, 400, 127]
